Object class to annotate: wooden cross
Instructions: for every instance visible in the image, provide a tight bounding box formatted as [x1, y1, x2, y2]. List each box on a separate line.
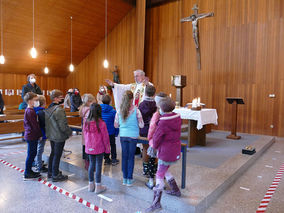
[180, 4, 214, 70]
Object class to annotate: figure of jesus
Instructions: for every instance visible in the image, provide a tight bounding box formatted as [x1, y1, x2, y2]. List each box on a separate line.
[180, 7, 214, 49]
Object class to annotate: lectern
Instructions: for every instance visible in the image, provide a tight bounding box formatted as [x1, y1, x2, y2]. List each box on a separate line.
[171, 75, 186, 106]
[226, 97, 244, 140]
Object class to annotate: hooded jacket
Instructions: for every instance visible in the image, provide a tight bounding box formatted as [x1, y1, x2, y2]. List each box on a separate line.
[70, 93, 82, 112]
[101, 104, 117, 135]
[83, 120, 110, 155]
[138, 97, 157, 137]
[152, 112, 181, 162]
[45, 103, 72, 142]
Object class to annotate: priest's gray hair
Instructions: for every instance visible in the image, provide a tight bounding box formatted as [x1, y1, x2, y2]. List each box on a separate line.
[133, 69, 145, 76]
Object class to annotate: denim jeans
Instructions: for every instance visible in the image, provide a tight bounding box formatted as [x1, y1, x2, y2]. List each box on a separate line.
[35, 139, 46, 170]
[88, 153, 104, 183]
[48, 141, 65, 177]
[120, 137, 137, 179]
[25, 140, 38, 175]
[104, 135, 117, 161]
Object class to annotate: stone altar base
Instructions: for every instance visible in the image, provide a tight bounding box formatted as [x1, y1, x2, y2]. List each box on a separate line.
[42, 131, 274, 213]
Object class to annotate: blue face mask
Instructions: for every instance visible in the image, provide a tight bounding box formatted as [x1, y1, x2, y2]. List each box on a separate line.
[159, 109, 164, 115]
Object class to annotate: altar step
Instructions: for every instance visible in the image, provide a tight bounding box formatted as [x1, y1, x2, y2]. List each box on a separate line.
[43, 134, 275, 213]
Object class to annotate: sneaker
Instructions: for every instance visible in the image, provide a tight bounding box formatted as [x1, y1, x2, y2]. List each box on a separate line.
[37, 165, 48, 173]
[23, 172, 41, 181]
[112, 159, 119, 166]
[52, 174, 68, 182]
[126, 179, 134, 187]
[48, 171, 62, 180]
[145, 181, 154, 190]
[123, 178, 127, 185]
[104, 158, 112, 165]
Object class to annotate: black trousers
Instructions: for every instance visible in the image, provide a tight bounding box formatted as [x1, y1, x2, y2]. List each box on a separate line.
[48, 141, 65, 177]
[104, 135, 117, 160]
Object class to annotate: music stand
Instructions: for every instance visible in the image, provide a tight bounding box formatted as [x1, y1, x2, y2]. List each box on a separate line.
[226, 97, 244, 140]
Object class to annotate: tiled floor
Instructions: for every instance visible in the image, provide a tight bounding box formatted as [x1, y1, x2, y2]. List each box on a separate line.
[0, 133, 283, 213]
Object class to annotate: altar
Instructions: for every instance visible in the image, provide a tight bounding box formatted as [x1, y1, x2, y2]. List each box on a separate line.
[174, 108, 218, 147]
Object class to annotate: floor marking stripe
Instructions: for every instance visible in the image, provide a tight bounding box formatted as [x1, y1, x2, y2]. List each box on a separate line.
[98, 194, 113, 202]
[256, 162, 284, 213]
[0, 150, 26, 157]
[0, 159, 108, 213]
[70, 185, 89, 194]
[240, 187, 250, 191]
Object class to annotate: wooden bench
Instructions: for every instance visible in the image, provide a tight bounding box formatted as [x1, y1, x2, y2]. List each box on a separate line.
[0, 121, 25, 141]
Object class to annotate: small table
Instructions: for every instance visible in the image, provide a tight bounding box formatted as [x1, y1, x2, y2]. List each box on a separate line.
[173, 108, 218, 147]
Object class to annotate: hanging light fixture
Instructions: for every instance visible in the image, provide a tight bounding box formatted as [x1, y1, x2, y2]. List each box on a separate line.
[103, 0, 109, 68]
[0, 0, 5, 64]
[30, 0, 37, 58]
[44, 50, 49, 74]
[69, 16, 74, 72]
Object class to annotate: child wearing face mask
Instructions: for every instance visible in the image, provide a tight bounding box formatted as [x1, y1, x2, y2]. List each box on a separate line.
[146, 97, 182, 212]
[23, 92, 42, 180]
[33, 95, 48, 173]
[45, 89, 72, 182]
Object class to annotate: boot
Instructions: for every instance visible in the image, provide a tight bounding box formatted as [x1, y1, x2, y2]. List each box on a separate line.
[95, 183, 107, 194]
[143, 162, 149, 177]
[145, 189, 163, 212]
[88, 182, 95, 192]
[165, 178, 181, 197]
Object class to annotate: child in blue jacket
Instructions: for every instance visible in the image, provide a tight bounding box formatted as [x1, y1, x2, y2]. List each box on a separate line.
[101, 95, 119, 166]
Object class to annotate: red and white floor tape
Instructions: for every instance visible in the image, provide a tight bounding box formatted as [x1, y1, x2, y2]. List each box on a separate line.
[256, 163, 284, 213]
[0, 150, 26, 157]
[0, 159, 108, 213]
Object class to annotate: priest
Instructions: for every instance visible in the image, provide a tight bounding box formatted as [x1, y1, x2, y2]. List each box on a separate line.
[106, 69, 152, 111]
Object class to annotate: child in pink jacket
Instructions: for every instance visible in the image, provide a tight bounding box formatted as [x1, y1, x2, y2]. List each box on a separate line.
[84, 103, 110, 194]
[146, 92, 168, 189]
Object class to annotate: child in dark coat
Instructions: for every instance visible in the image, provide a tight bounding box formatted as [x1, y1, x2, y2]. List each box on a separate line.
[138, 86, 157, 183]
[34, 95, 48, 173]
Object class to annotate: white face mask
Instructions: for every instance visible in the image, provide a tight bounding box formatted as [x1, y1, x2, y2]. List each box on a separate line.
[30, 78, 36, 84]
[34, 101, 40, 107]
[159, 108, 164, 115]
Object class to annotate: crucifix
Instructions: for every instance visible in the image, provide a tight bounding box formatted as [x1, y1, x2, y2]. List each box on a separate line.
[180, 4, 214, 70]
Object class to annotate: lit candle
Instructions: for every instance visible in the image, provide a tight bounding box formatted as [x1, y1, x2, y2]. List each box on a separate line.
[197, 97, 200, 106]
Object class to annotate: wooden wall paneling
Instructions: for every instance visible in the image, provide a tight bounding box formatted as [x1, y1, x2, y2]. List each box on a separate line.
[136, 0, 146, 69]
[0, 73, 66, 106]
[66, 8, 138, 97]
[144, 0, 284, 137]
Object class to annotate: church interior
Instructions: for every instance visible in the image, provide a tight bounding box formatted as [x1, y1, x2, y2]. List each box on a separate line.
[0, 0, 283, 212]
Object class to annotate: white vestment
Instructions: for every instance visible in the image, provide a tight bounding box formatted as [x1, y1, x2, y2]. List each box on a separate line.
[112, 82, 153, 112]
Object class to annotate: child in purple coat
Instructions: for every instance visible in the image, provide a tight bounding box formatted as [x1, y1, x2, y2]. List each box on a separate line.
[146, 97, 182, 212]
[23, 92, 42, 180]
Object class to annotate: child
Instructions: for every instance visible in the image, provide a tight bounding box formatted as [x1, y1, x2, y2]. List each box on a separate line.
[79, 94, 95, 170]
[146, 97, 182, 212]
[101, 95, 119, 166]
[114, 90, 144, 186]
[84, 103, 110, 193]
[138, 85, 157, 177]
[145, 92, 167, 189]
[45, 89, 72, 182]
[23, 92, 42, 180]
[34, 95, 48, 173]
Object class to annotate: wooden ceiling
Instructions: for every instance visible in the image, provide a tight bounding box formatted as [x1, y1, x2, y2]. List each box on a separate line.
[0, 0, 132, 77]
